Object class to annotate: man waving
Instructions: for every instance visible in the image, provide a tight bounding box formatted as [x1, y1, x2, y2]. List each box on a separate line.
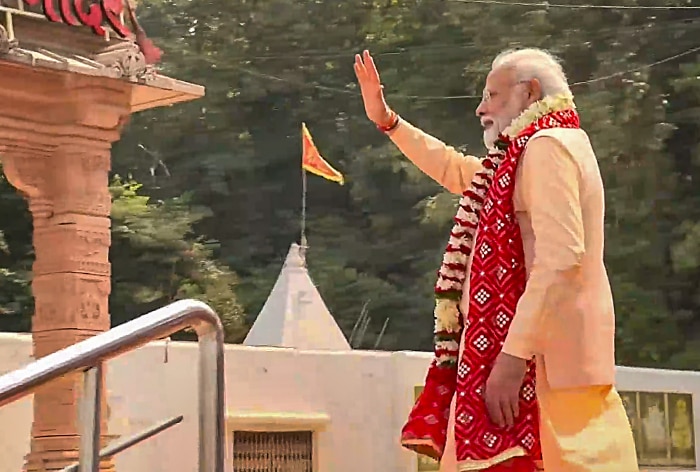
[354, 48, 638, 472]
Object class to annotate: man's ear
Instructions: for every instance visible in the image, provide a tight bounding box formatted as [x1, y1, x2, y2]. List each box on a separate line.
[529, 78, 543, 103]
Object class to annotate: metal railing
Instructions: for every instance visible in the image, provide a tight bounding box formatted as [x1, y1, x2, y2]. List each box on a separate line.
[0, 299, 225, 472]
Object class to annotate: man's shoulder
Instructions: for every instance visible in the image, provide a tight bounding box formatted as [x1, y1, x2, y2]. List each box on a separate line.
[531, 127, 590, 142]
[525, 128, 602, 185]
[528, 128, 595, 161]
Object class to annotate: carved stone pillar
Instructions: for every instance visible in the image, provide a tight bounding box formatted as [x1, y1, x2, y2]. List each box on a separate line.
[0, 71, 131, 471]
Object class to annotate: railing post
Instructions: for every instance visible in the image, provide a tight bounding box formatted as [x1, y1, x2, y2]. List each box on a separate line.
[197, 326, 225, 472]
[0, 300, 224, 472]
[78, 363, 103, 472]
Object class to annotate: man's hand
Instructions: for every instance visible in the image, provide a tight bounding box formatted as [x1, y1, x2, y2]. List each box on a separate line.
[484, 353, 528, 429]
[353, 50, 394, 127]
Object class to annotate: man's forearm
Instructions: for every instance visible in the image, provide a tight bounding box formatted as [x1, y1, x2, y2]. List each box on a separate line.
[388, 118, 482, 195]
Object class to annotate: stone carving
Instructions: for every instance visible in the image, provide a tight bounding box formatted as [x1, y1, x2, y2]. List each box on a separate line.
[79, 277, 110, 321]
[33, 299, 61, 325]
[77, 227, 111, 248]
[52, 194, 112, 218]
[80, 291, 102, 320]
[0, 154, 46, 200]
[32, 273, 110, 332]
[33, 224, 111, 277]
[0, 24, 18, 55]
[80, 153, 112, 172]
[106, 41, 157, 82]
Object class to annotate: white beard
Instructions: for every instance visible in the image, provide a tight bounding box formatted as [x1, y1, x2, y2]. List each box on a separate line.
[482, 92, 529, 150]
[482, 123, 503, 150]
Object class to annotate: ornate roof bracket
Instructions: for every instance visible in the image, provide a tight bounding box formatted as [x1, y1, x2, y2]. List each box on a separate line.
[0, 7, 157, 81]
[0, 0, 203, 113]
[0, 24, 18, 54]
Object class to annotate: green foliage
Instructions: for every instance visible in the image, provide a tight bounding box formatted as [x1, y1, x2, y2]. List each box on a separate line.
[0, 174, 246, 342]
[0, 168, 32, 331]
[109, 178, 247, 342]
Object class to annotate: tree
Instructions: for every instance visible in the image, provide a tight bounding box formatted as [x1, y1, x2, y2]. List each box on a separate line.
[0, 170, 246, 342]
[0, 165, 33, 331]
[109, 178, 247, 342]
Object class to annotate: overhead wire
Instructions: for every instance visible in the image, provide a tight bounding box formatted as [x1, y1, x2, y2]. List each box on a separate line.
[220, 0, 700, 63]
[233, 13, 700, 100]
[237, 43, 700, 101]
[236, 16, 700, 62]
[449, 0, 700, 10]
[570, 44, 700, 85]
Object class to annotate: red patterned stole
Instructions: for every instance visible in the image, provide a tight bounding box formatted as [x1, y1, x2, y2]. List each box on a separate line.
[401, 109, 580, 467]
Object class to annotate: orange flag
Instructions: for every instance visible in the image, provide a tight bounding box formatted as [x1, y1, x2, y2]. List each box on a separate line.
[302, 123, 344, 185]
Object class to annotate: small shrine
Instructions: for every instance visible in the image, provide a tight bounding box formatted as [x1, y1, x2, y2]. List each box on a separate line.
[244, 243, 351, 351]
[0, 0, 204, 469]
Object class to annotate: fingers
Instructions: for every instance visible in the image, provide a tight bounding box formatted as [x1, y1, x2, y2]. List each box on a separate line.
[501, 398, 515, 428]
[354, 54, 366, 80]
[364, 50, 381, 83]
[353, 62, 363, 81]
[485, 390, 520, 429]
[354, 50, 380, 84]
[511, 393, 520, 421]
[485, 394, 505, 428]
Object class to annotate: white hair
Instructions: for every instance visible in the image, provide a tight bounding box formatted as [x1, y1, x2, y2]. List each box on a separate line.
[491, 48, 572, 98]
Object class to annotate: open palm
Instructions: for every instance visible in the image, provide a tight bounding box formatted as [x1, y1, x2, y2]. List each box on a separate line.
[354, 50, 392, 127]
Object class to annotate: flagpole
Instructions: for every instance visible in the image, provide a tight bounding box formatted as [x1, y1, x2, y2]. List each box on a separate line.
[300, 163, 308, 255]
[299, 121, 343, 264]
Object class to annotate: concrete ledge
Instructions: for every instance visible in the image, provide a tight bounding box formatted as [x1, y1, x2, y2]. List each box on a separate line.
[227, 411, 331, 431]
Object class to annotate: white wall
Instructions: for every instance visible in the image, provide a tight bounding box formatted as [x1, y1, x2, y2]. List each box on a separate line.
[0, 333, 697, 471]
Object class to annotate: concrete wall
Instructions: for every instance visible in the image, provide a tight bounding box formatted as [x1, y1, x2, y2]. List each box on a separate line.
[0, 333, 697, 471]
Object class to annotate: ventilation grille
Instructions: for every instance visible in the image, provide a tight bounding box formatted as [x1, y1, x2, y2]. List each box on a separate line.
[232, 430, 313, 472]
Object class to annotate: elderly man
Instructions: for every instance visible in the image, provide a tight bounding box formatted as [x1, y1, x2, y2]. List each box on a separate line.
[353, 48, 639, 471]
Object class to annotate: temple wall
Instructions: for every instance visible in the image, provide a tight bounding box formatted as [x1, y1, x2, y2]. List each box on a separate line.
[0, 333, 697, 471]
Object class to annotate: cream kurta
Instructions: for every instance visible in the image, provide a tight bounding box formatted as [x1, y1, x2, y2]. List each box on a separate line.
[389, 118, 638, 471]
[388, 119, 615, 389]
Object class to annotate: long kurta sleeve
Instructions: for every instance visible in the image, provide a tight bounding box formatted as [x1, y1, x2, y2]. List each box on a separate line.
[388, 118, 482, 194]
[502, 137, 586, 359]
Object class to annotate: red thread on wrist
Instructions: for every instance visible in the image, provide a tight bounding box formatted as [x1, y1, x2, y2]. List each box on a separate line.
[377, 111, 400, 133]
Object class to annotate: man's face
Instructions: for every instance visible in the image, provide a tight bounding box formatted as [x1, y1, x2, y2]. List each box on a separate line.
[475, 67, 531, 149]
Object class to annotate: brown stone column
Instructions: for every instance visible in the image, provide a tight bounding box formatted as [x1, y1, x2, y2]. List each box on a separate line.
[0, 70, 131, 471]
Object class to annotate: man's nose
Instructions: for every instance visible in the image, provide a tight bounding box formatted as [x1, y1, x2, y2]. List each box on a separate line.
[475, 100, 487, 117]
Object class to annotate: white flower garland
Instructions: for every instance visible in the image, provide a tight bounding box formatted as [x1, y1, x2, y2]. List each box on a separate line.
[432, 93, 576, 366]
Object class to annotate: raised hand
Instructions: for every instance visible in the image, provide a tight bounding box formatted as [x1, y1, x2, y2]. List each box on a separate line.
[354, 50, 394, 127]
